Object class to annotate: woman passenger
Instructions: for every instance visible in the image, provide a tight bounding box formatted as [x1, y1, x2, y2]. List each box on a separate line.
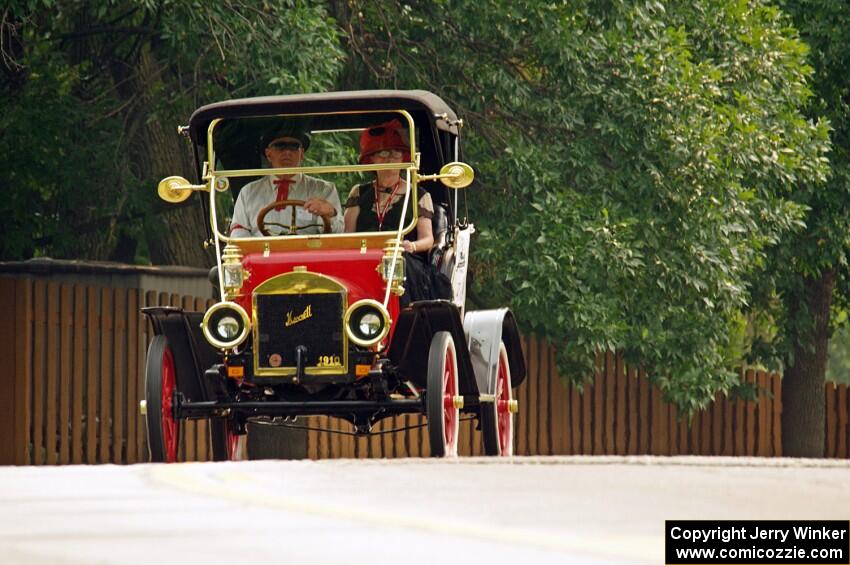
[344, 120, 439, 303]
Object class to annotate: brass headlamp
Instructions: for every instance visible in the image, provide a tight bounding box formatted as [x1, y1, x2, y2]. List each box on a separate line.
[380, 239, 405, 296]
[221, 244, 246, 298]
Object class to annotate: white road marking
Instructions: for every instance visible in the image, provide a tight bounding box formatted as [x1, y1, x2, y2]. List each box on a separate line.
[150, 463, 658, 562]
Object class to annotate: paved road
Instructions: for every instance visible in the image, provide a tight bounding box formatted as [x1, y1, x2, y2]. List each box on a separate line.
[1, 456, 849, 564]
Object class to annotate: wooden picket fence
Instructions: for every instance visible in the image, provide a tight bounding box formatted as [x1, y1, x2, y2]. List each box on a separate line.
[0, 276, 216, 465]
[302, 341, 796, 459]
[826, 381, 850, 458]
[301, 344, 850, 459]
[2, 275, 850, 465]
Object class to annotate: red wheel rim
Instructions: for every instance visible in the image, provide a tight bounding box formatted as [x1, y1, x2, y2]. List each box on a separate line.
[496, 349, 512, 455]
[442, 344, 458, 450]
[226, 423, 239, 460]
[161, 347, 179, 463]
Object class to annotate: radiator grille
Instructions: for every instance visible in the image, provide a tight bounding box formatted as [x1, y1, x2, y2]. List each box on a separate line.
[255, 292, 345, 374]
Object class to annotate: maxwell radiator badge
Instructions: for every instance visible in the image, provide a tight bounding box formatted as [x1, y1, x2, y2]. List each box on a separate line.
[285, 304, 312, 327]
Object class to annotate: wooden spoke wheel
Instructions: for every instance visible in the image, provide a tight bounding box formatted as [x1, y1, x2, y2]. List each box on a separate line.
[144, 336, 180, 463]
[482, 343, 514, 456]
[427, 331, 460, 457]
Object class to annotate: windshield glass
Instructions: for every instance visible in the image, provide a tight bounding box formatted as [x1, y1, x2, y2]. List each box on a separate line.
[208, 111, 419, 241]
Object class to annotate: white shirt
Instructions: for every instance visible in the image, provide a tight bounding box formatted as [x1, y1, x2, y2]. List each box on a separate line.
[229, 174, 343, 237]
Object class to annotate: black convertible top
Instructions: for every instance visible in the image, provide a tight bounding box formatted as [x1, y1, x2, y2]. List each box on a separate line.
[188, 90, 460, 144]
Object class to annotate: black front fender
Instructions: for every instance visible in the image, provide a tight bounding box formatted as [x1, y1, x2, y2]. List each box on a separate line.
[142, 307, 221, 402]
[387, 300, 479, 395]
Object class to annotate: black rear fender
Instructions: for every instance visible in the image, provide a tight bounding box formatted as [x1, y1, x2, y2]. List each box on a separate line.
[463, 308, 526, 392]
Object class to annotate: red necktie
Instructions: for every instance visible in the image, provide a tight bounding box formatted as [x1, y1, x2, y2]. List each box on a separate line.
[273, 178, 293, 210]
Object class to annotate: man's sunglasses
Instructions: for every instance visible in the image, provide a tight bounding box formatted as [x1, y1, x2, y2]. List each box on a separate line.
[268, 140, 302, 151]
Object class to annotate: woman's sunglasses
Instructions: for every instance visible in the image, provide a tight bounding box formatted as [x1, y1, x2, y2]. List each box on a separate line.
[373, 149, 404, 158]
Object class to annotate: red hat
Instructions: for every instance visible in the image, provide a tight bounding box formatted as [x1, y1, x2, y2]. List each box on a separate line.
[359, 119, 411, 164]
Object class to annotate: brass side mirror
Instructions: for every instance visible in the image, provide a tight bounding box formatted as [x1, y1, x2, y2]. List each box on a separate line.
[417, 161, 475, 189]
[157, 176, 208, 203]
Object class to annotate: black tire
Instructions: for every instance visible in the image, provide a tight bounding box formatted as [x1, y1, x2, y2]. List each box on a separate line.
[482, 342, 514, 456]
[427, 331, 459, 457]
[145, 335, 180, 463]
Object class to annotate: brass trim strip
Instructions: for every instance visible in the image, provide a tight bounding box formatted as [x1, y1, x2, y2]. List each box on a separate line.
[215, 162, 414, 178]
[253, 271, 348, 295]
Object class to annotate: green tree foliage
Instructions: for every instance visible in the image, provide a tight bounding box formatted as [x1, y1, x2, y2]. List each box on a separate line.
[1, 0, 343, 263]
[0, 43, 122, 259]
[748, 0, 850, 456]
[4, 0, 843, 438]
[338, 1, 829, 411]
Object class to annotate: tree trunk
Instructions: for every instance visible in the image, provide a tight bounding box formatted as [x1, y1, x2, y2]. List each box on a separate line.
[781, 268, 834, 457]
[146, 202, 213, 267]
[118, 46, 212, 267]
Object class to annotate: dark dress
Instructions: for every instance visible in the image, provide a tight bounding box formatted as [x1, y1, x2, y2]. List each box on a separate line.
[347, 182, 448, 305]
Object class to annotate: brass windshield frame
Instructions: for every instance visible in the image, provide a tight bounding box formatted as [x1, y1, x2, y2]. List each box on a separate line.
[205, 109, 419, 246]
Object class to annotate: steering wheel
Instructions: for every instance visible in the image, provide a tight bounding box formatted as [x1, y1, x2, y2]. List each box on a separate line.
[256, 199, 333, 236]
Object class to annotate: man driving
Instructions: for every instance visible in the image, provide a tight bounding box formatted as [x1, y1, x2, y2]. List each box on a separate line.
[229, 125, 343, 236]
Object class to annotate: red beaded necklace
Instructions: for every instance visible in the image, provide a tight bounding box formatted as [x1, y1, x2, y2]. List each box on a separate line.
[373, 180, 402, 230]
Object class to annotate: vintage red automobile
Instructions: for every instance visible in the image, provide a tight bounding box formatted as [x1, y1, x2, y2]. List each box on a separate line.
[142, 90, 525, 461]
